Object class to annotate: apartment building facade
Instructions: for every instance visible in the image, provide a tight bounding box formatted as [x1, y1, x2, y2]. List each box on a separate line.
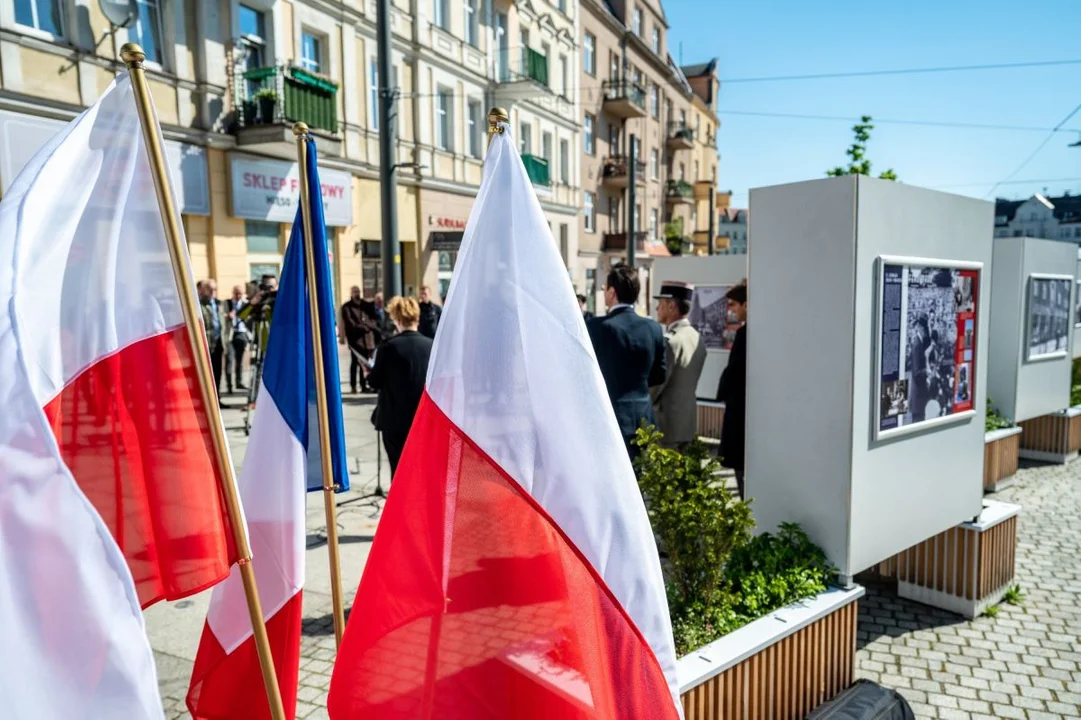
[0, 0, 582, 303]
[578, 0, 721, 311]
[994, 193, 1081, 243]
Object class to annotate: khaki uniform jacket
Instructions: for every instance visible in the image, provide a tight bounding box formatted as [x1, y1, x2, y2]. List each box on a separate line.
[651, 318, 707, 445]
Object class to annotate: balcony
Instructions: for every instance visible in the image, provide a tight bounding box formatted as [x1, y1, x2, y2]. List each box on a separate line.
[665, 179, 694, 205]
[494, 48, 551, 104]
[521, 154, 550, 187]
[232, 64, 341, 155]
[667, 123, 695, 150]
[601, 155, 646, 190]
[601, 80, 647, 119]
[602, 231, 648, 253]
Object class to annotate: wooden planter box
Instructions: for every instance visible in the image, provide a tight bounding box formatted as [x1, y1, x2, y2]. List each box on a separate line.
[876, 500, 1019, 618]
[678, 586, 863, 720]
[1018, 406, 1081, 463]
[984, 427, 1021, 492]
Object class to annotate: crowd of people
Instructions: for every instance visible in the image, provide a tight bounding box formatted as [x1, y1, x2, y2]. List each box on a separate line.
[199, 269, 751, 497]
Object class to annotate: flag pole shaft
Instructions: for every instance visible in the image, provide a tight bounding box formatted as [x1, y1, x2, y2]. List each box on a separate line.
[293, 123, 347, 648]
[120, 43, 287, 720]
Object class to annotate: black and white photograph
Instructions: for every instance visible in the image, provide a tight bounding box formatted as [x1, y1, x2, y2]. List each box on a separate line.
[953, 274, 975, 314]
[1075, 279, 1081, 327]
[954, 363, 971, 405]
[688, 284, 735, 350]
[880, 379, 909, 422]
[1027, 276, 1072, 360]
[903, 267, 958, 423]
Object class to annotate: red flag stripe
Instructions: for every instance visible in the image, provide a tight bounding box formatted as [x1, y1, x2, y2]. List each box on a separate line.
[42, 325, 236, 608]
[328, 393, 678, 719]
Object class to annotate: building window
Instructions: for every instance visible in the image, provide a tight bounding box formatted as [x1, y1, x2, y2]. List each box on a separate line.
[583, 32, 596, 76]
[651, 26, 660, 54]
[609, 197, 618, 230]
[559, 139, 569, 184]
[520, 28, 530, 74]
[560, 55, 568, 97]
[632, 7, 643, 35]
[239, 5, 266, 68]
[679, 162, 685, 180]
[467, 99, 483, 159]
[649, 209, 658, 242]
[694, 160, 699, 181]
[608, 123, 618, 151]
[1076, 227, 1081, 238]
[464, 0, 478, 46]
[584, 192, 596, 232]
[519, 121, 532, 154]
[609, 52, 619, 81]
[583, 114, 595, 155]
[433, 0, 449, 30]
[557, 0, 567, 13]
[650, 85, 659, 118]
[15, 0, 64, 35]
[542, 131, 552, 162]
[369, 60, 379, 130]
[300, 32, 323, 73]
[132, 0, 164, 65]
[559, 224, 569, 266]
[435, 87, 453, 151]
[246, 220, 280, 254]
[680, 108, 687, 127]
[650, 148, 658, 179]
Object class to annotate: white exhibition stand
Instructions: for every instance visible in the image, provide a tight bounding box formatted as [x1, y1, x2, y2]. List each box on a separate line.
[747, 176, 992, 585]
[651, 254, 748, 399]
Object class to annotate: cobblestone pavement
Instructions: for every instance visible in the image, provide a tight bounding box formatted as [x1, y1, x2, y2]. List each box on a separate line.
[856, 459, 1081, 719]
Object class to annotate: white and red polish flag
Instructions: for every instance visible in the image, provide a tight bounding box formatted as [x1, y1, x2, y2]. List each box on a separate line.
[327, 124, 682, 718]
[0, 73, 236, 716]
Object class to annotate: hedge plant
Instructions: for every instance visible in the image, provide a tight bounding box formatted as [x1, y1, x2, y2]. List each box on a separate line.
[634, 426, 835, 655]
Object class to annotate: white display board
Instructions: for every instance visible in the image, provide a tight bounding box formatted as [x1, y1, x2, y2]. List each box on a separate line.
[1073, 249, 1081, 360]
[747, 176, 992, 582]
[650, 255, 748, 399]
[987, 236, 1077, 423]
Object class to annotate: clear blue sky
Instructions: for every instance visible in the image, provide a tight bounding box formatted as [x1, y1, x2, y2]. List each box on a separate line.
[665, 0, 1081, 209]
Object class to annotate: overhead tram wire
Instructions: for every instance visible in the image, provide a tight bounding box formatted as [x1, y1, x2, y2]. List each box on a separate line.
[984, 100, 1081, 198]
[715, 110, 1070, 133]
[719, 59, 1081, 84]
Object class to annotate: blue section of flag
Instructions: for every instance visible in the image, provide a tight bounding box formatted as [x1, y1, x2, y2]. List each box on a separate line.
[260, 138, 350, 493]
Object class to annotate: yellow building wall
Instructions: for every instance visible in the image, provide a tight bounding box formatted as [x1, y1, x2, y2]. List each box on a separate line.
[184, 215, 212, 280]
[280, 2, 297, 59]
[18, 47, 79, 105]
[204, 149, 248, 291]
[149, 80, 179, 126]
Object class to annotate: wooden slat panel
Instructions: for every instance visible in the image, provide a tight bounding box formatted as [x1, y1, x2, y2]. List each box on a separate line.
[1021, 413, 1072, 455]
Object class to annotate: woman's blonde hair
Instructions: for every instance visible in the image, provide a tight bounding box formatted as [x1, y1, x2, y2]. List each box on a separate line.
[387, 296, 421, 327]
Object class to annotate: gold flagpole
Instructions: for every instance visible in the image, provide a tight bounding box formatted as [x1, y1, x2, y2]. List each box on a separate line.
[487, 107, 508, 147]
[292, 123, 347, 648]
[120, 44, 287, 720]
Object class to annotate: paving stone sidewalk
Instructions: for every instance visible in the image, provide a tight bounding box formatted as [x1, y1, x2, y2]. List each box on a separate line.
[856, 459, 1081, 719]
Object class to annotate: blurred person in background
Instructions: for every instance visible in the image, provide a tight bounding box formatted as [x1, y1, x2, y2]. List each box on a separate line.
[368, 296, 433, 475]
[716, 282, 748, 498]
[417, 285, 442, 339]
[651, 282, 706, 449]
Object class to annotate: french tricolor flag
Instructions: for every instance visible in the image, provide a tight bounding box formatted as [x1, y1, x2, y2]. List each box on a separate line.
[187, 136, 350, 720]
[327, 124, 681, 718]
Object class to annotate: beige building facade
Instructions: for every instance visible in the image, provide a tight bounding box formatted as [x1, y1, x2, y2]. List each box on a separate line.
[0, 0, 583, 306]
[578, 0, 720, 311]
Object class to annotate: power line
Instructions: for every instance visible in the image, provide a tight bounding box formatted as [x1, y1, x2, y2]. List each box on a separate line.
[984, 100, 1081, 198]
[936, 177, 1081, 189]
[720, 59, 1081, 84]
[717, 110, 1070, 133]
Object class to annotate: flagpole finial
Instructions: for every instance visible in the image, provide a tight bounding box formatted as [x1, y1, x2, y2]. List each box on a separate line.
[487, 107, 508, 137]
[119, 43, 145, 68]
[292, 122, 310, 138]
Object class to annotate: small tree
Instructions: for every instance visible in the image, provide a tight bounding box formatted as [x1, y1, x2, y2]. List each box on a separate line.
[827, 115, 897, 181]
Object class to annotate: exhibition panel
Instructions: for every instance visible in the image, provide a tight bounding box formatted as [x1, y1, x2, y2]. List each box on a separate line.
[749, 176, 992, 582]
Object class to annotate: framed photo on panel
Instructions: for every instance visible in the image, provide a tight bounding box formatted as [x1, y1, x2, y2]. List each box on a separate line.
[1074, 279, 1081, 329]
[688, 284, 741, 351]
[1026, 273, 1073, 362]
[875, 256, 982, 441]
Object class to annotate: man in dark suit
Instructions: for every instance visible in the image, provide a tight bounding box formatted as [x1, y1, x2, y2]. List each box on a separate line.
[716, 283, 747, 498]
[587, 264, 667, 460]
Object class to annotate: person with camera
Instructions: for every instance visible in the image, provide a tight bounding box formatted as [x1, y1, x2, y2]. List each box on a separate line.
[238, 274, 278, 358]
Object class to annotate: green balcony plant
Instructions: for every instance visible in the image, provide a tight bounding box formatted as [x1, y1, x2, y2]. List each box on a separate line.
[252, 87, 279, 124]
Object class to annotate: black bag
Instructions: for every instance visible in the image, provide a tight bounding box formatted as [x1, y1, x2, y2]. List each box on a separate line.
[806, 679, 915, 720]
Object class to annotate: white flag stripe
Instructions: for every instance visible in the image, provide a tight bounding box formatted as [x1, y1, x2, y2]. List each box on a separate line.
[426, 123, 682, 713]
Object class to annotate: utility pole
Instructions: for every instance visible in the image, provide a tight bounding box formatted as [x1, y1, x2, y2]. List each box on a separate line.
[377, 0, 401, 300]
[708, 185, 716, 255]
[627, 134, 637, 268]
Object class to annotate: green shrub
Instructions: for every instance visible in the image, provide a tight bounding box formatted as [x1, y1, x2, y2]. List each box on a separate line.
[252, 88, 279, 102]
[1071, 360, 1081, 407]
[634, 427, 835, 656]
[985, 400, 1013, 432]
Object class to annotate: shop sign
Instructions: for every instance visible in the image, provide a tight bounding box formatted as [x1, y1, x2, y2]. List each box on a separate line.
[230, 154, 353, 227]
[431, 231, 464, 251]
[0, 110, 210, 215]
[430, 215, 467, 230]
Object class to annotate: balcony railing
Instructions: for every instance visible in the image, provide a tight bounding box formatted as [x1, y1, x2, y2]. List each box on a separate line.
[602, 231, 648, 252]
[601, 79, 647, 118]
[498, 47, 549, 86]
[666, 179, 694, 201]
[602, 155, 646, 187]
[521, 154, 551, 186]
[667, 122, 695, 149]
[236, 64, 339, 134]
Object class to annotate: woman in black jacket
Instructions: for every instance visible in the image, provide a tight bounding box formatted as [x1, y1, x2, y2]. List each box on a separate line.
[716, 283, 747, 499]
[367, 296, 434, 475]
